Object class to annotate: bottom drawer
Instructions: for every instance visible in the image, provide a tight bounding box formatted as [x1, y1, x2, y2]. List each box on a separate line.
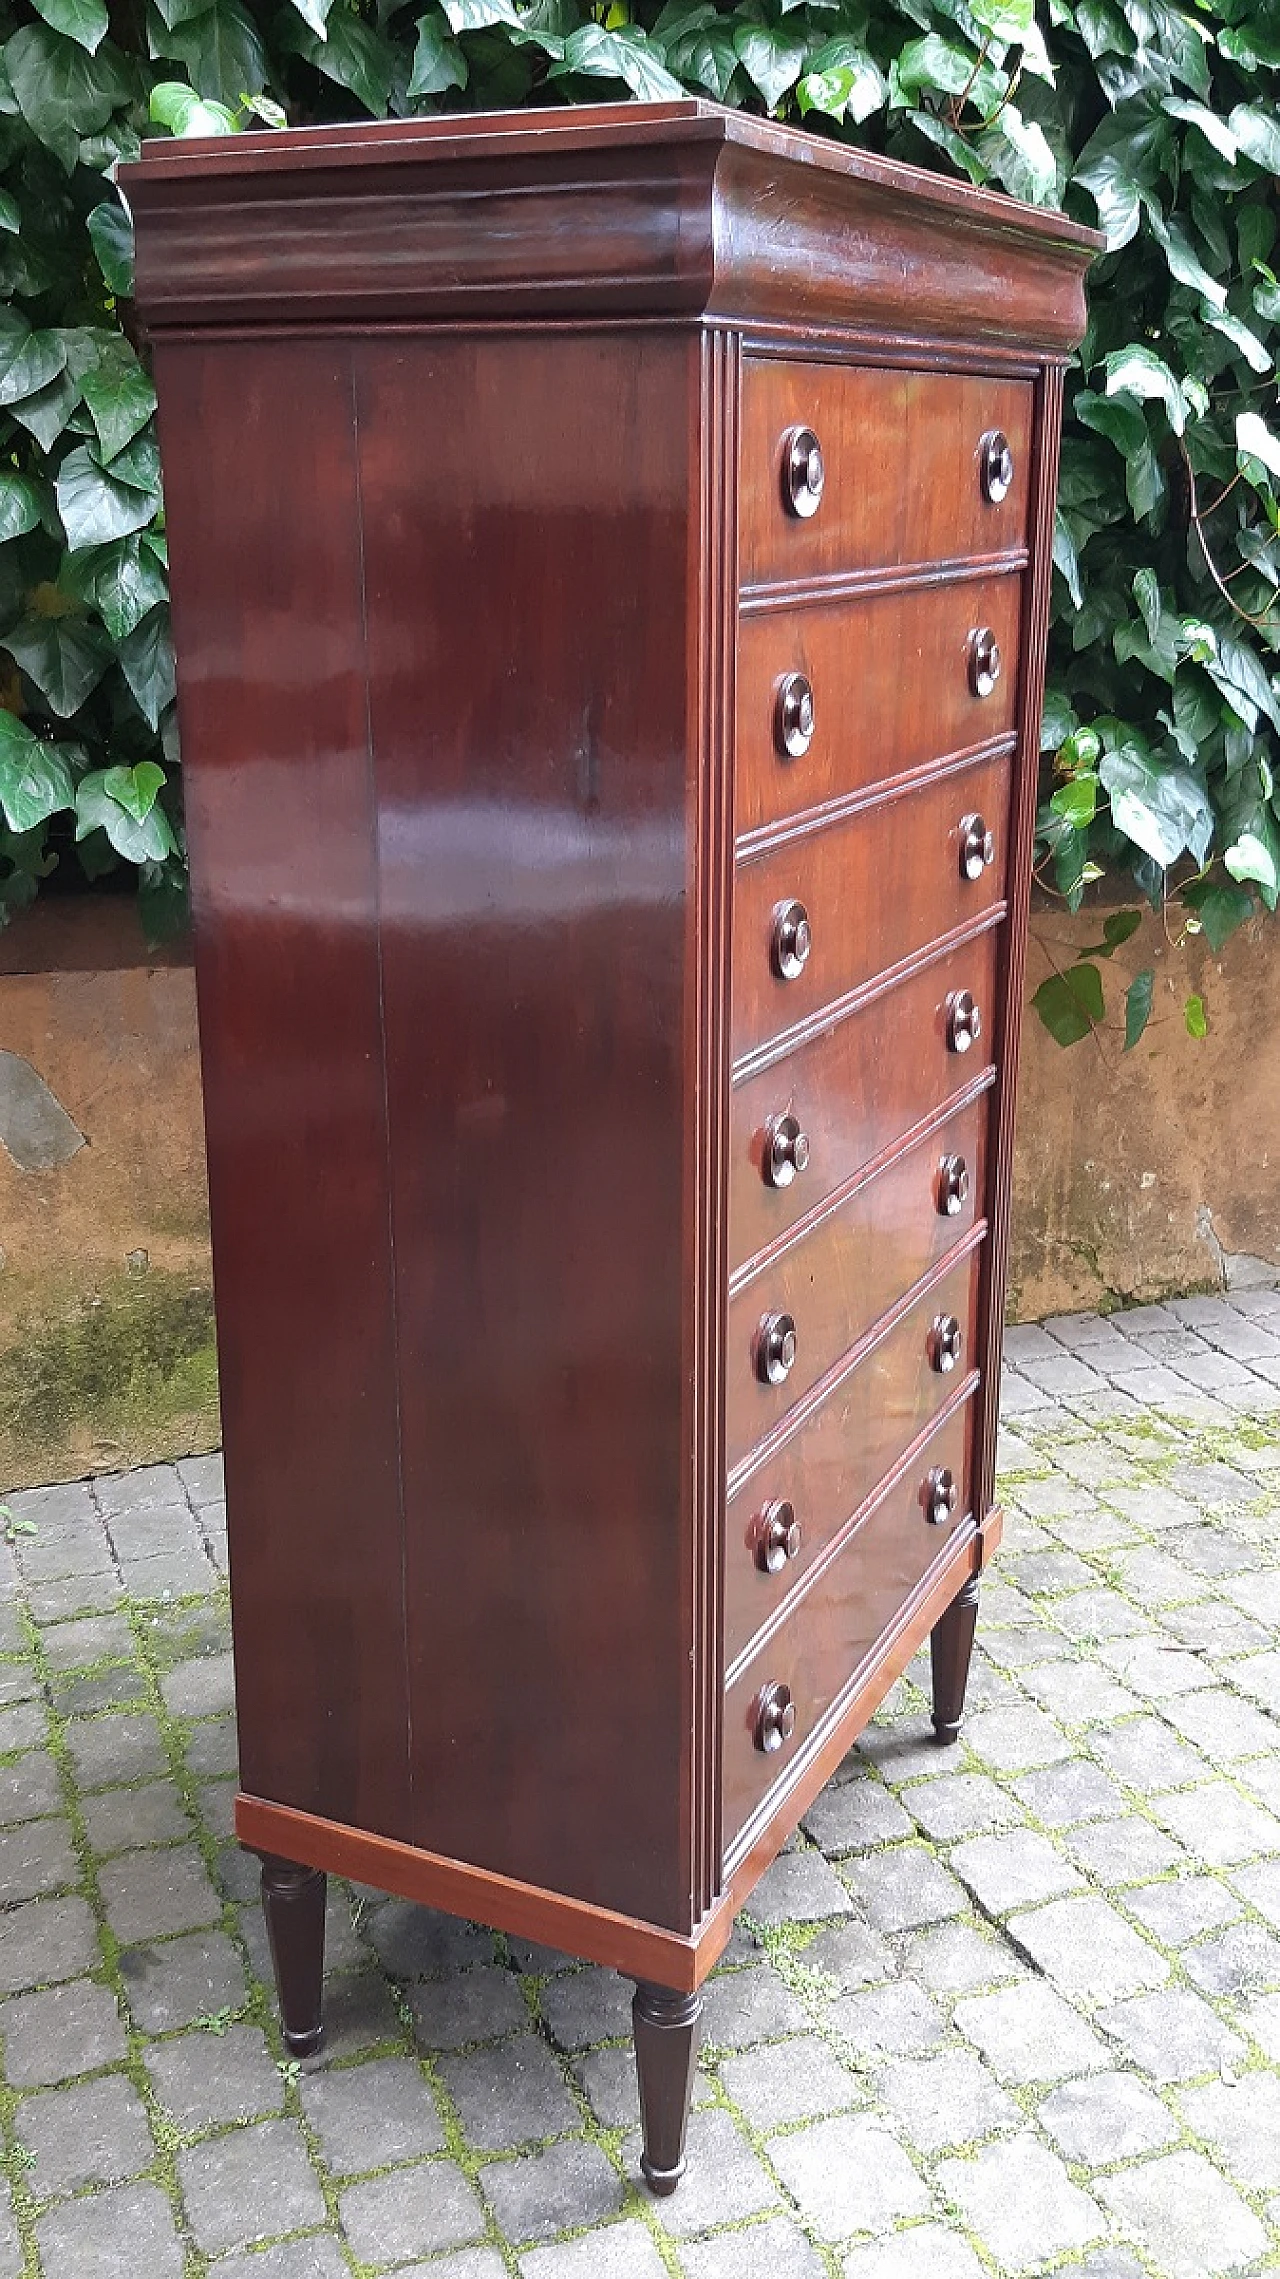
[722, 1401, 974, 1852]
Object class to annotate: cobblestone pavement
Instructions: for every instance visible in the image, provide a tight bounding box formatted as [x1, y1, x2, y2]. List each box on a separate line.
[3, 1291, 1280, 2278]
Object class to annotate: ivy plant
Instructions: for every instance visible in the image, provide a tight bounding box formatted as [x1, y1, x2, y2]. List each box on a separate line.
[0, 0, 1275, 1039]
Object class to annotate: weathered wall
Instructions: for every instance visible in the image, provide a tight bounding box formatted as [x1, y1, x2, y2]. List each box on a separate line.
[0, 902, 217, 1493]
[1, 897, 1276, 1490]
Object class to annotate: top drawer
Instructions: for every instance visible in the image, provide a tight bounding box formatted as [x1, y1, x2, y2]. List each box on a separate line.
[739, 363, 1035, 592]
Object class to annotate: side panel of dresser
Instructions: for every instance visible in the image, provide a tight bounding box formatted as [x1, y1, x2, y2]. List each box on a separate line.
[155, 337, 412, 1843]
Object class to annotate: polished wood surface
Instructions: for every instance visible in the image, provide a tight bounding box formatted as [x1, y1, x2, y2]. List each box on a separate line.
[739, 365, 1034, 591]
[722, 1402, 973, 1846]
[724, 1248, 982, 1666]
[731, 750, 1012, 1066]
[727, 1098, 988, 1467]
[729, 926, 1001, 1268]
[130, 99, 1097, 2195]
[735, 582, 1020, 839]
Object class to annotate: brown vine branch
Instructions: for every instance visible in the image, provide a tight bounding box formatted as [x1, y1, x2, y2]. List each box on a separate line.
[1177, 433, 1280, 632]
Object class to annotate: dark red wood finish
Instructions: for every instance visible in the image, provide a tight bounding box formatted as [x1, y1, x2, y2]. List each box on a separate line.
[126, 99, 1098, 2194]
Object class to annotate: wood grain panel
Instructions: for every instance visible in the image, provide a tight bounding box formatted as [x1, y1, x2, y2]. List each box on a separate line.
[723, 1401, 973, 1847]
[739, 365, 1034, 590]
[724, 1248, 981, 1667]
[735, 578, 1020, 840]
[155, 337, 410, 1840]
[727, 1096, 988, 1469]
[729, 924, 1000, 1270]
[732, 751, 1011, 1067]
[352, 330, 701, 1931]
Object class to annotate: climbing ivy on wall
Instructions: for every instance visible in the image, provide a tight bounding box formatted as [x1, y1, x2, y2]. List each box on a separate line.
[0, 0, 1276, 1050]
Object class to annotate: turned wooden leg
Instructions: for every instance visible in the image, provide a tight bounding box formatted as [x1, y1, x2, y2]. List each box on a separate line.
[632, 1981, 702, 2196]
[259, 1853, 327, 2056]
[931, 1572, 981, 1745]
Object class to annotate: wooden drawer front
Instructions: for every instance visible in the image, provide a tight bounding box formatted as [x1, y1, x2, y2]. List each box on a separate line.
[736, 576, 1020, 839]
[739, 363, 1034, 591]
[732, 752, 1011, 1068]
[723, 1402, 974, 1849]
[728, 1094, 987, 1472]
[725, 1252, 981, 1668]
[730, 927, 1000, 1272]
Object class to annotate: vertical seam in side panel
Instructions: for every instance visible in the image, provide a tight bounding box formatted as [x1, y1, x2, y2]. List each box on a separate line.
[349, 345, 414, 1831]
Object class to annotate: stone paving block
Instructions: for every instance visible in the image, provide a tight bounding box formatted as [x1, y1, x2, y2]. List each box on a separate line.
[183, 1714, 238, 1778]
[1005, 1546, 1098, 1595]
[297, 1967, 403, 2063]
[340, 2159, 487, 2262]
[14, 1529, 115, 1585]
[1005, 1894, 1169, 2003]
[938, 2134, 1104, 2272]
[802, 1775, 914, 1853]
[962, 1702, 1072, 1772]
[1154, 1778, 1280, 1866]
[843, 1845, 967, 1931]
[400, 2255, 509, 2279]
[900, 1771, 1024, 1842]
[745, 1847, 856, 1922]
[1097, 2149, 1269, 2279]
[1121, 1874, 1240, 1944]
[1051, 1590, 1150, 1643]
[522, 2223, 672, 2279]
[26, 1571, 124, 1621]
[1225, 1571, 1280, 1624]
[1061, 1813, 1186, 1884]
[178, 2118, 327, 2255]
[0, 1814, 77, 1904]
[1229, 1855, 1280, 1928]
[8, 1480, 99, 1531]
[1164, 1687, 1279, 1763]
[950, 1828, 1085, 1913]
[719, 2031, 860, 2127]
[0, 1749, 61, 1831]
[160, 1648, 235, 1718]
[898, 1920, 1024, 1996]
[124, 1545, 219, 1600]
[682, 2215, 828, 2279]
[0, 1976, 126, 2086]
[365, 1899, 494, 1979]
[409, 1962, 528, 2050]
[482, 2138, 624, 2245]
[873, 2048, 1019, 2152]
[1009, 1758, 1127, 1827]
[15, 2071, 153, 2195]
[35, 2179, 183, 2279]
[178, 1451, 225, 1505]
[300, 2053, 446, 2171]
[1177, 2073, 1280, 2190]
[842, 2225, 986, 2279]
[827, 1979, 945, 2056]
[1229, 1649, 1280, 1711]
[1089, 1717, 1211, 1794]
[636, 2107, 779, 2239]
[38, 1611, 134, 1670]
[214, 2243, 351, 2279]
[700, 1961, 807, 2048]
[438, 2033, 580, 2150]
[82, 1779, 192, 1855]
[954, 1981, 1108, 2084]
[0, 1661, 36, 1708]
[1099, 1987, 1247, 2082]
[145, 2021, 284, 2131]
[853, 1718, 959, 1784]
[1160, 1605, 1272, 1661]
[0, 1892, 99, 1994]
[65, 1710, 166, 1790]
[1037, 2069, 1179, 2164]
[1181, 1919, 1280, 1996]
[768, 2113, 927, 2241]
[119, 1926, 246, 2032]
[94, 1464, 185, 1516]
[801, 1916, 897, 1991]
[539, 1966, 633, 2050]
[53, 1665, 147, 1715]
[99, 1843, 221, 1941]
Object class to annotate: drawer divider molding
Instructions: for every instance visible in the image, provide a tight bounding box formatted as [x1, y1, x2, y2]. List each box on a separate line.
[740, 552, 1028, 613]
[735, 733, 1018, 866]
[727, 1224, 987, 1498]
[731, 917, 1006, 1084]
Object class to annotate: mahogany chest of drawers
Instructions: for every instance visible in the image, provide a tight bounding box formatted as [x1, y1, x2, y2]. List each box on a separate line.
[125, 101, 1096, 2192]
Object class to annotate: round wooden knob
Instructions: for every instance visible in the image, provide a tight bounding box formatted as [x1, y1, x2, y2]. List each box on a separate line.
[924, 1466, 959, 1526]
[969, 628, 1002, 698]
[752, 1680, 797, 1753]
[782, 426, 824, 518]
[772, 900, 811, 982]
[980, 429, 1014, 504]
[938, 1154, 970, 1216]
[947, 990, 982, 1053]
[752, 1500, 802, 1573]
[959, 812, 996, 881]
[930, 1314, 964, 1373]
[763, 1112, 810, 1190]
[757, 1312, 798, 1386]
[775, 673, 815, 760]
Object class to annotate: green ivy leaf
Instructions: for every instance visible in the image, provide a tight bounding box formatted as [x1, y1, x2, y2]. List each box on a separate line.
[0, 713, 75, 832]
[102, 758, 164, 819]
[732, 21, 807, 109]
[1052, 510, 1083, 607]
[75, 765, 175, 862]
[149, 79, 239, 134]
[1207, 634, 1280, 735]
[1079, 906, 1144, 955]
[1145, 205, 1227, 310]
[61, 533, 169, 641]
[79, 360, 157, 464]
[1224, 809, 1280, 908]
[0, 317, 67, 408]
[408, 13, 468, 92]
[1031, 961, 1105, 1045]
[86, 200, 135, 296]
[805, 34, 886, 120]
[3, 612, 111, 717]
[152, 0, 268, 104]
[1182, 876, 1253, 949]
[0, 472, 44, 542]
[5, 23, 128, 172]
[55, 443, 158, 549]
[556, 24, 683, 97]
[1184, 990, 1207, 1037]
[1237, 411, 1280, 477]
[30, 0, 110, 55]
[286, 0, 335, 36]
[1099, 741, 1214, 866]
[1123, 965, 1154, 1047]
[1103, 342, 1189, 435]
[277, 7, 394, 114]
[1231, 103, 1280, 175]
[1050, 775, 1098, 826]
[116, 606, 175, 728]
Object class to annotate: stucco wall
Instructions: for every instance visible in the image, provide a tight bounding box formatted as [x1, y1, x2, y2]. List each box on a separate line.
[2, 897, 1276, 1490]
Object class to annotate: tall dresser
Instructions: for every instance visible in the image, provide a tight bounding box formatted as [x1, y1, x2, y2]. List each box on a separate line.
[125, 101, 1096, 2193]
